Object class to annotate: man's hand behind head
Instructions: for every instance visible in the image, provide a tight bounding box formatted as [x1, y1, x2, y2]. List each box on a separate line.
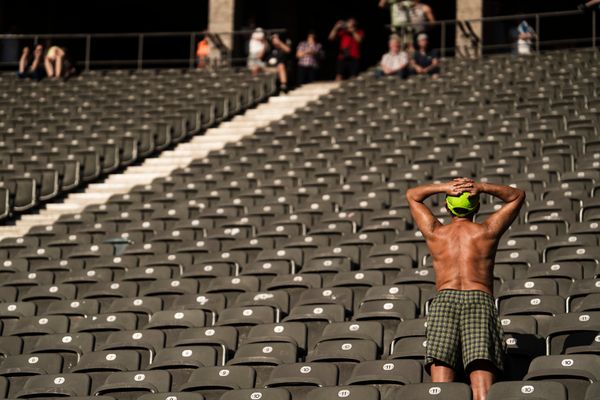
[446, 177, 474, 196]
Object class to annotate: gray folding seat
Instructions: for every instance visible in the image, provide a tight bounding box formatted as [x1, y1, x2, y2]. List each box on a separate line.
[93, 370, 171, 400]
[70, 350, 141, 393]
[97, 329, 165, 367]
[173, 326, 238, 366]
[233, 291, 290, 322]
[543, 234, 597, 263]
[4, 314, 69, 346]
[488, 381, 567, 400]
[566, 279, 600, 312]
[0, 336, 22, 358]
[228, 342, 298, 386]
[524, 354, 600, 400]
[526, 262, 584, 297]
[170, 293, 226, 326]
[217, 306, 276, 342]
[138, 278, 199, 309]
[546, 312, 600, 355]
[390, 317, 428, 358]
[178, 366, 256, 400]
[79, 281, 138, 308]
[85, 255, 140, 279]
[547, 247, 600, 275]
[15, 373, 91, 398]
[0, 353, 63, 398]
[29, 332, 94, 370]
[144, 310, 206, 341]
[220, 388, 291, 400]
[395, 383, 472, 400]
[103, 296, 162, 326]
[345, 360, 421, 398]
[138, 393, 205, 400]
[585, 382, 600, 400]
[391, 269, 436, 310]
[307, 386, 379, 400]
[265, 363, 338, 400]
[150, 346, 217, 388]
[71, 312, 138, 347]
[205, 276, 260, 304]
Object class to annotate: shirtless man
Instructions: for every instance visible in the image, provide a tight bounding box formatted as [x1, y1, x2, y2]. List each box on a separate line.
[406, 178, 525, 400]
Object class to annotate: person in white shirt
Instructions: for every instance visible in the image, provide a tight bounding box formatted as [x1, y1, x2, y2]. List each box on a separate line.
[376, 35, 409, 78]
[247, 28, 268, 75]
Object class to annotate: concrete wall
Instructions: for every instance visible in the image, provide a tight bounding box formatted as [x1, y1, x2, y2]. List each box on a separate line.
[209, 0, 236, 50]
[456, 0, 482, 58]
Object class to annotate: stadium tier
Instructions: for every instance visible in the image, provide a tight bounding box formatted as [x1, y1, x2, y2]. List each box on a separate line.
[0, 49, 597, 400]
[0, 69, 276, 220]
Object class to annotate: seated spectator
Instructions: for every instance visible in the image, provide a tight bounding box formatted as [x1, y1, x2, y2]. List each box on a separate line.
[329, 18, 364, 81]
[44, 46, 66, 79]
[247, 28, 268, 76]
[411, 33, 439, 78]
[196, 35, 211, 69]
[296, 31, 323, 85]
[267, 33, 292, 92]
[18, 45, 45, 80]
[376, 35, 409, 78]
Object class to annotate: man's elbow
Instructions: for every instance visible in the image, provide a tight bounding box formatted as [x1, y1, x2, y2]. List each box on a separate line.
[516, 189, 526, 204]
[405, 188, 416, 201]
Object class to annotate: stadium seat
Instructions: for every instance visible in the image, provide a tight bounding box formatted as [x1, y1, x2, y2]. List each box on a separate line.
[487, 381, 567, 400]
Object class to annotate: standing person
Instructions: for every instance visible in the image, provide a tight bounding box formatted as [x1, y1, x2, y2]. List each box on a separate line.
[18, 44, 45, 80]
[196, 35, 211, 69]
[247, 28, 268, 76]
[406, 178, 525, 400]
[328, 18, 364, 81]
[296, 31, 323, 84]
[378, 0, 435, 40]
[411, 33, 439, 77]
[376, 34, 409, 78]
[512, 20, 536, 55]
[267, 33, 292, 92]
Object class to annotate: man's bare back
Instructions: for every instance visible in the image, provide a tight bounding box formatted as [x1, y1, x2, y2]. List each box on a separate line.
[406, 178, 525, 400]
[426, 220, 497, 294]
[406, 178, 525, 295]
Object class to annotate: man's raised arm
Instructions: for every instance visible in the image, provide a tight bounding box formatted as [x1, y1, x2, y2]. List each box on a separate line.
[406, 179, 473, 237]
[470, 182, 525, 237]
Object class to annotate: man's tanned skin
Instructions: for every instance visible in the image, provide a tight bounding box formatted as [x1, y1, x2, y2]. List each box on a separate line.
[406, 178, 525, 400]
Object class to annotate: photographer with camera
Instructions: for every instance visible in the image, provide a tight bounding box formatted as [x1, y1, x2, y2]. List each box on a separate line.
[328, 18, 364, 81]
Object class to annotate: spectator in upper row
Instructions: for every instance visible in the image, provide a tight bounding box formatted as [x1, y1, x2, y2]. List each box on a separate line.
[45, 45, 73, 79]
[267, 33, 292, 92]
[379, 0, 435, 40]
[196, 35, 211, 69]
[376, 34, 409, 78]
[296, 31, 323, 84]
[248, 28, 268, 76]
[329, 18, 364, 81]
[18, 45, 45, 80]
[411, 33, 439, 78]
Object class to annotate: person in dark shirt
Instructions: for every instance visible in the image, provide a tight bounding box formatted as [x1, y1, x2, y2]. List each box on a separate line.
[328, 18, 364, 81]
[267, 33, 292, 92]
[411, 33, 439, 78]
[18, 45, 45, 80]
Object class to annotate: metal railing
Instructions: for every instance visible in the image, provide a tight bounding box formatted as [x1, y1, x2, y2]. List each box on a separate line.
[388, 8, 597, 58]
[0, 8, 597, 71]
[0, 28, 286, 70]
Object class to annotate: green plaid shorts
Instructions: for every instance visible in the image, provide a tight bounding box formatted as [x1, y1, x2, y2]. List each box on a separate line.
[425, 289, 505, 372]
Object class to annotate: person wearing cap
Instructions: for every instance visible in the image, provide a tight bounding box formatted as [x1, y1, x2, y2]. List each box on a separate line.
[406, 178, 526, 400]
[247, 28, 268, 76]
[411, 33, 439, 77]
